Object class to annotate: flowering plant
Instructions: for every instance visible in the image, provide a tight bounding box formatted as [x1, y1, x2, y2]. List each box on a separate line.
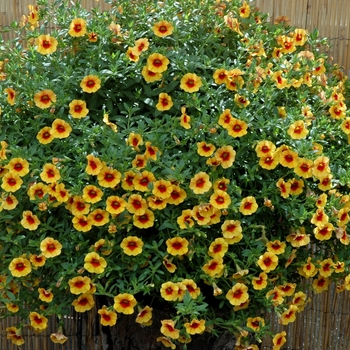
[1, 0, 350, 348]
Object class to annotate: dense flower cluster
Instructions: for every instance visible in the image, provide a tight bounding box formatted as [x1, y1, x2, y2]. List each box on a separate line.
[1, 0, 350, 348]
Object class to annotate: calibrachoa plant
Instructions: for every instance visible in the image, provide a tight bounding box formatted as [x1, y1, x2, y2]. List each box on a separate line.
[1, 0, 350, 348]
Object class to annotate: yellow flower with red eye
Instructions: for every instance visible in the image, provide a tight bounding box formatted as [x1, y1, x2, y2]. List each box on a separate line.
[68, 18, 87, 37]
[152, 20, 174, 37]
[38, 288, 54, 303]
[239, 0, 250, 17]
[218, 109, 233, 128]
[126, 47, 140, 62]
[255, 140, 276, 157]
[72, 214, 93, 232]
[133, 209, 155, 228]
[142, 65, 162, 82]
[239, 196, 258, 215]
[221, 219, 243, 243]
[287, 120, 308, 139]
[40, 237, 62, 258]
[6, 303, 19, 313]
[29, 312, 48, 331]
[247, 317, 265, 331]
[68, 276, 91, 295]
[177, 209, 195, 229]
[105, 195, 126, 215]
[35, 34, 58, 55]
[82, 184, 104, 203]
[34, 89, 56, 109]
[20, 210, 40, 231]
[87, 32, 98, 42]
[312, 156, 330, 179]
[69, 99, 89, 119]
[147, 53, 169, 73]
[98, 306, 117, 326]
[279, 305, 298, 325]
[133, 170, 155, 192]
[85, 154, 103, 175]
[72, 293, 95, 312]
[51, 118, 72, 139]
[252, 272, 268, 290]
[234, 93, 250, 108]
[144, 142, 160, 160]
[160, 319, 180, 339]
[213, 68, 228, 85]
[4, 87, 16, 105]
[202, 258, 225, 277]
[314, 222, 334, 241]
[160, 281, 179, 301]
[97, 166, 121, 188]
[257, 252, 279, 273]
[120, 236, 144, 256]
[279, 149, 299, 168]
[167, 185, 187, 205]
[259, 152, 279, 170]
[210, 190, 231, 209]
[88, 208, 109, 227]
[273, 331, 287, 349]
[80, 75, 101, 93]
[208, 237, 228, 258]
[163, 256, 177, 273]
[37, 126, 54, 144]
[1, 194, 18, 210]
[84, 252, 107, 274]
[266, 287, 285, 306]
[189, 171, 212, 194]
[227, 118, 248, 138]
[226, 283, 249, 306]
[126, 194, 148, 215]
[1, 172, 23, 192]
[6, 157, 29, 177]
[288, 178, 304, 196]
[214, 145, 236, 168]
[152, 179, 173, 199]
[127, 132, 143, 150]
[9, 257, 32, 277]
[312, 276, 330, 294]
[197, 141, 216, 157]
[156, 93, 173, 111]
[184, 319, 206, 335]
[294, 158, 313, 178]
[135, 306, 153, 325]
[113, 293, 137, 314]
[180, 73, 202, 93]
[286, 227, 310, 248]
[166, 237, 189, 256]
[266, 240, 286, 255]
[30, 254, 46, 267]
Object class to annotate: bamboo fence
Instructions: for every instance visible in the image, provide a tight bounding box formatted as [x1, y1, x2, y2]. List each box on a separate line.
[1, 0, 350, 349]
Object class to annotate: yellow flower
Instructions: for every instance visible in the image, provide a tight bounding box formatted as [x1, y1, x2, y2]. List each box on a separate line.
[180, 73, 202, 93]
[20, 210, 40, 230]
[266, 240, 286, 255]
[1, 172, 23, 192]
[234, 93, 250, 108]
[166, 237, 189, 256]
[105, 195, 126, 215]
[120, 236, 144, 256]
[4, 87, 16, 105]
[40, 237, 62, 258]
[97, 166, 121, 188]
[239, 196, 258, 215]
[152, 179, 173, 199]
[72, 293, 95, 312]
[257, 252, 279, 273]
[221, 220, 243, 243]
[34, 89, 56, 109]
[202, 258, 225, 277]
[30, 254, 46, 267]
[135, 306, 153, 324]
[312, 276, 330, 294]
[314, 222, 334, 241]
[88, 208, 109, 227]
[37, 126, 54, 144]
[69, 276, 92, 295]
[50, 118, 72, 139]
[246, 317, 265, 331]
[6, 157, 29, 177]
[29, 312, 48, 331]
[85, 154, 103, 175]
[161, 319, 180, 339]
[160, 281, 179, 301]
[82, 184, 104, 203]
[147, 53, 170, 73]
[226, 283, 249, 306]
[133, 170, 155, 192]
[214, 145, 236, 168]
[177, 209, 195, 229]
[35, 34, 58, 55]
[239, 1, 251, 18]
[153, 20, 174, 37]
[156, 92, 173, 111]
[208, 237, 228, 258]
[210, 190, 231, 210]
[9, 257, 32, 277]
[1, 194, 18, 210]
[141, 65, 162, 83]
[133, 209, 155, 228]
[50, 330, 68, 344]
[312, 156, 330, 179]
[287, 120, 309, 139]
[252, 272, 268, 290]
[84, 252, 107, 274]
[69, 99, 89, 119]
[98, 306, 117, 326]
[272, 331, 287, 349]
[80, 75, 101, 93]
[68, 18, 87, 37]
[38, 288, 54, 303]
[189, 171, 212, 194]
[113, 293, 137, 314]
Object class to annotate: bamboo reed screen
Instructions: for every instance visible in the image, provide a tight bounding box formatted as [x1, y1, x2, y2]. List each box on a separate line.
[1, 0, 350, 349]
